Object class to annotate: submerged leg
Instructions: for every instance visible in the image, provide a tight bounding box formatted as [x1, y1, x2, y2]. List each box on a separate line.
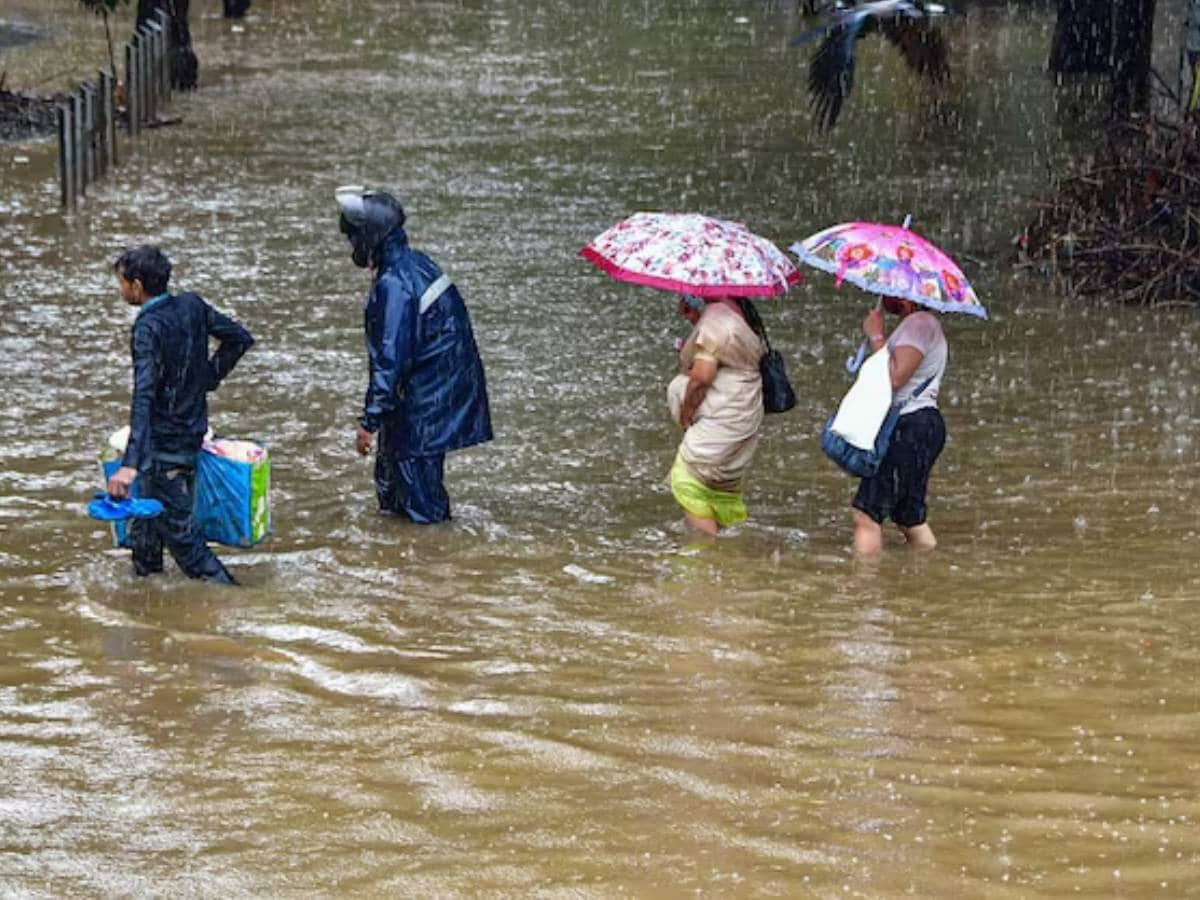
[128, 514, 165, 576]
[900, 522, 937, 550]
[375, 425, 451, 524]
[394, 455, 451, 524]
[852, 508, 883, 557]
[683, 511, 719, 535]
[153, 463, 237, 584]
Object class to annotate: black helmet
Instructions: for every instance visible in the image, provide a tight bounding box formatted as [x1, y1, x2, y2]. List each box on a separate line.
[335, 186, 406, 268]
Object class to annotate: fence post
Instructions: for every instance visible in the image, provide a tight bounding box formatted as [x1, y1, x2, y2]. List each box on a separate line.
[155, 8, 172, 102]
[150, 23, 161, 116]
[99, 69, 116, 172]
[133, 30, 144, 129]
[143, 26, 153, 124]
[154, 21, 167, 111]
[149, 23, 162, 120]
[95, 71, 107, 176]
[72, 90, 86, 199]
[137, 26, 152, 126]
[59, 15, 178, 213]
[59, 102, 73, 210]
[125, 38, 138, 136]
[148, 21, 160, 108]
[82, 81, 97, 187]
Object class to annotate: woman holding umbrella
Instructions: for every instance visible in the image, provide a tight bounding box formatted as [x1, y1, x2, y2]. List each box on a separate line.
[852, 295, 947, 554]
[580, 211, 802, 534]
[667, 294, 765, 534]
[789, 217, 986, 555]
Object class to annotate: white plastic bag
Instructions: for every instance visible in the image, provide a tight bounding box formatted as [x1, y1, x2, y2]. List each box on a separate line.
[828, 347, 893, 451]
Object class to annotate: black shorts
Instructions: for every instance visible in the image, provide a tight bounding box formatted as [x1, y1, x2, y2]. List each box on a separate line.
[853, 407, 946, 528]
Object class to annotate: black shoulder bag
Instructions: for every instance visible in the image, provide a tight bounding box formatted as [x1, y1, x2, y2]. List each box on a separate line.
[739, 299, 796, 414]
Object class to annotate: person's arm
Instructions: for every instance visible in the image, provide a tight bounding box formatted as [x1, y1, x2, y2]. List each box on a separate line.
[678, 356, 718, 429]
[862, 308, 924, 390]
[888, 344, 924, 390]
[206, 303, 254, 389]
[111, 323, 160, 497]
[360, 273, 416, 434]
[863, 307, 886, 355]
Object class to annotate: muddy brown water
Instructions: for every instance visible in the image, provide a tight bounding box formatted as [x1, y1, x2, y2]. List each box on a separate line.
[1, 1, 1198, 895]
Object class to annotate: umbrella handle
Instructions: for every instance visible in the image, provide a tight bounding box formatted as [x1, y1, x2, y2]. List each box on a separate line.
[846, 341, 867, 373]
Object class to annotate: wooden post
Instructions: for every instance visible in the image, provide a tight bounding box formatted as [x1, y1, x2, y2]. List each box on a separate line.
[152, 17, 167, 101]
[58, 103, 73, 210]
[156, 8, 172, 102]
[150, 23, 162, 112]
[95, 71, 107, 175]
[72, 90, 86, 198]
[82, 81, 97, 187]
[134, 30, 145, 128]
[126, 39, 139, 136]
[139, 26, 154, 125]
[99, 69, 116, 170]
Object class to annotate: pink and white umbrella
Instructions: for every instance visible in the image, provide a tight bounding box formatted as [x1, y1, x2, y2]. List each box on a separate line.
[581, 212, 802, 298]
[789, 219, 986, 318]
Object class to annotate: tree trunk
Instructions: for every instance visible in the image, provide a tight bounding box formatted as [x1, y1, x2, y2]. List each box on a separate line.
[1183, 0, 1200, 116]
[1049, 0, 1158, 121]
[1049, 0, 1112, 75]
[1110, 0, 1157, 119]
[137, 0, 197, 91]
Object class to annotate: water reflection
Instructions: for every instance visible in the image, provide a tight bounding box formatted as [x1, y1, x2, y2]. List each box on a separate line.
[2, 0, 1199, 893]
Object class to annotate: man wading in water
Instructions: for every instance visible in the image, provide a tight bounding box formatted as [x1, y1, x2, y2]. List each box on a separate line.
[335, 187, 492, 523]
[107, 245, 255, 583]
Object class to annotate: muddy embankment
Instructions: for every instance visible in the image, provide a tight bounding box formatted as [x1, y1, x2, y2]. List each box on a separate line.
[0, 21, 58, 141]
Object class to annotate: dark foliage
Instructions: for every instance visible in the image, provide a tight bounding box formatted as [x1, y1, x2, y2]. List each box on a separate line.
[1020, 118, 1200, 306]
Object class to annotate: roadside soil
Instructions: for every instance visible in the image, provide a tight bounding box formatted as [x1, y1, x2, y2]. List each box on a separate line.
[1, 21, 57, 140]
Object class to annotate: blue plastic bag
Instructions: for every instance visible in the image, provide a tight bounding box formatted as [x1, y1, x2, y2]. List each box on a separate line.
[193, 446, 271, 548]
[99, 440, 271, 549]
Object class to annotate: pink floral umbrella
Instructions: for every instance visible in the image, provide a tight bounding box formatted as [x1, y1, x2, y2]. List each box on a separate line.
[789, 219, 986, 319]
[581, 212, 802, 298]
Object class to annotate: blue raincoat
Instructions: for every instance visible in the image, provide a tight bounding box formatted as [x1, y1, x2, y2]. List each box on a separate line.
[360, 228, 492, 519]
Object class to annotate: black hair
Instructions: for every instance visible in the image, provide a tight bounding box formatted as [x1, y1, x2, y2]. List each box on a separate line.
[113, 245, 172, 296]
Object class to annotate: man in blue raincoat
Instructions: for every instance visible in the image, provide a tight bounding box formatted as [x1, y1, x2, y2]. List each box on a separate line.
[107, 245, 255, 583]
[336, 187, 492, 523]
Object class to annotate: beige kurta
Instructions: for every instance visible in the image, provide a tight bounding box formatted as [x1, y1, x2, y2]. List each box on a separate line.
[667, 302, 765, 492]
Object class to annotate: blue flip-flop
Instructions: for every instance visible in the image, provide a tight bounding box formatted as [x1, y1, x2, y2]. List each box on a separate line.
[88, 492, 164, 521]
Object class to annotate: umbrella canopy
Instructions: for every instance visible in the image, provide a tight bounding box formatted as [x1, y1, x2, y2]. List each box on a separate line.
[581, 212, 802, 299]
[790, 220, 986, 319]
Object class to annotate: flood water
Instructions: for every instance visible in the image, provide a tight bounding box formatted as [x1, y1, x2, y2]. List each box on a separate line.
[2, 0, 1200, 894]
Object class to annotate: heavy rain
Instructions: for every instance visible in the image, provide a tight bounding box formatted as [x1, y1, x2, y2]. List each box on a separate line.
[1, 0, 1199, 894]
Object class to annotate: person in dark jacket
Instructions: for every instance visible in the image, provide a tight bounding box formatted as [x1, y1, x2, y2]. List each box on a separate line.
[106, 245, 255, 583]
[335, 187, 492, 523]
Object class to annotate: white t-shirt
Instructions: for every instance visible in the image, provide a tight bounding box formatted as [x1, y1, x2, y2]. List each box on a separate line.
[887, 311, 947, 414]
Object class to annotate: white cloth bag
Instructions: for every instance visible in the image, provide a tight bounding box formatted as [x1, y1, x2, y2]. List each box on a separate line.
[829, 347, 893, 450]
